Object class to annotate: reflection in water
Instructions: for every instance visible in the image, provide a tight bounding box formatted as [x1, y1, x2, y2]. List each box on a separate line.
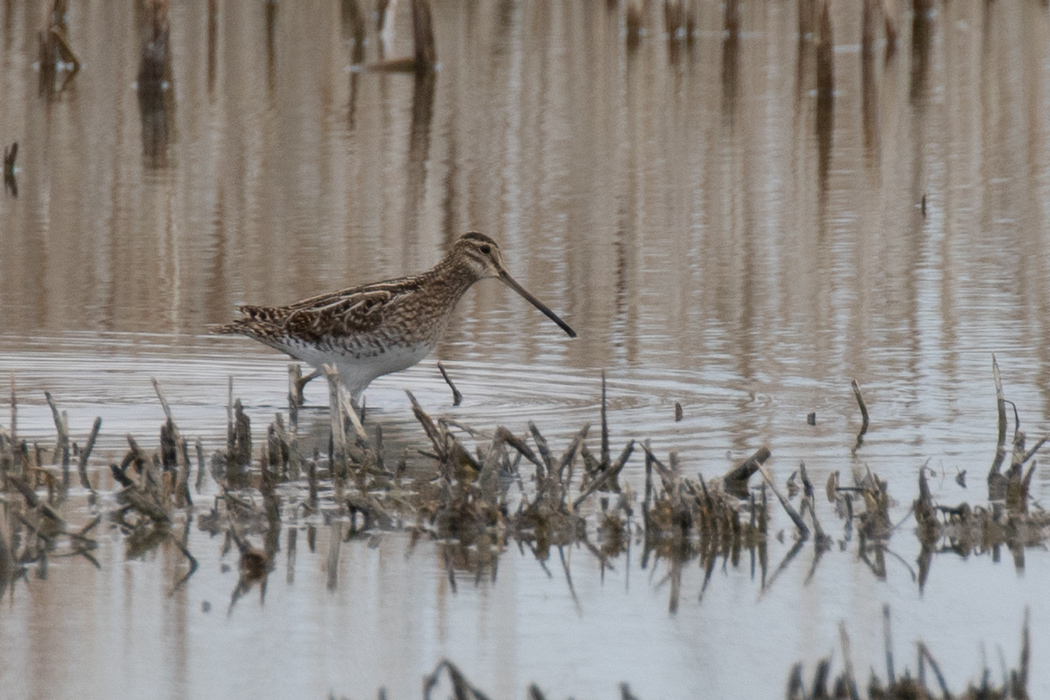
[403, 71, 437, 243]
[3, 142, 16, 197]
[265, 0, 278, 93]
[136, 0, 175, 169]
[910, 0, 933, 103]
[207, 0, 218, 93]
[36, 0, 80, 98]
[3, 0, 1050, 696]
[720, 0, 740, 121]
[860, 0, 879, 157]
[343, 0, 366, 128]
[815, 0, 833, 198]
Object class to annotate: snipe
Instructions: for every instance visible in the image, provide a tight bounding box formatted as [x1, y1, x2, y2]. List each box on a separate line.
[218, 232, 575, 402]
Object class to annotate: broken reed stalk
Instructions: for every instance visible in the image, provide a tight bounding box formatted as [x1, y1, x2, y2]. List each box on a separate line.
[722, 446, 771, 497]
[436, 362, 463, 406]
[44, 391, 70, 473]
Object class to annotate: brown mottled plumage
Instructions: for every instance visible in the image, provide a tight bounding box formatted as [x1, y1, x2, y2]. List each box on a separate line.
[218, 232, 575, 401]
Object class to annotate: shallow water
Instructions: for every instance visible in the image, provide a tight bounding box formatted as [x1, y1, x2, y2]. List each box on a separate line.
[1, 0, 1049, 698]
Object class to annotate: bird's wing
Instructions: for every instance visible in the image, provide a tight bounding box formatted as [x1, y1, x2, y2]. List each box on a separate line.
[282, 288, 396, 340]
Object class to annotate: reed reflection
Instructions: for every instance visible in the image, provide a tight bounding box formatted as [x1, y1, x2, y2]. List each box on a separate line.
[343, 0, 366, 128]
[720, 0, 740, 121]
[815, 0, 834, 200]
[265, 0, 278, 93]
[861, 0, 880, 158]
[136, 0, 176, 169]
[402, 71, 437, 242]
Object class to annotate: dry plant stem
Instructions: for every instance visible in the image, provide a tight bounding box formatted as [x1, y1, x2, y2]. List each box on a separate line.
[557, 425, 590, 488]
[600, 370, 609, 469]
[8, 373, 16, 446]
[573, 440, 635, 511]
[436, 362, 463, 406]
[123, 486, 169, 524]
[423, 659, 494, 700]
[151, 376, 174, 423]
[77, 416, 102, 492]
[991, 354, 1007, 477]
[528, 422, 555, 478]
[9, 475, 64, 523]
[323, 365, 348, 479]
[44, 391, 69, 470]
[851, 379, 869, 437]
[287, 364, 301, 426]
[1020, 434, 1049, 465]
[757, 464, 809, 538]
[194, 437, 205, 492]
[496, 427, 543, 471]
[407, 391, 445, 462]
[916, 642, 950, 698]
[226, 376, 234, 427]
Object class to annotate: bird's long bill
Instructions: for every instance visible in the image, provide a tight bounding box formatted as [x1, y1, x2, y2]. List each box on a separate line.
[499, 271, 577, 338]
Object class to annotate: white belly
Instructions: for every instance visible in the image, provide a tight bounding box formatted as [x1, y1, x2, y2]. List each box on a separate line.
[287, 339, 433, 400]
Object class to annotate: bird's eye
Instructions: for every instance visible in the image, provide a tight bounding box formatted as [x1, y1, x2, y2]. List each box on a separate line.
[479, 245, 491, 254]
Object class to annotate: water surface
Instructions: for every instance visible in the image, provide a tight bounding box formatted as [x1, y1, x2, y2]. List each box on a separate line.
[1, 0, 1049, 697]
